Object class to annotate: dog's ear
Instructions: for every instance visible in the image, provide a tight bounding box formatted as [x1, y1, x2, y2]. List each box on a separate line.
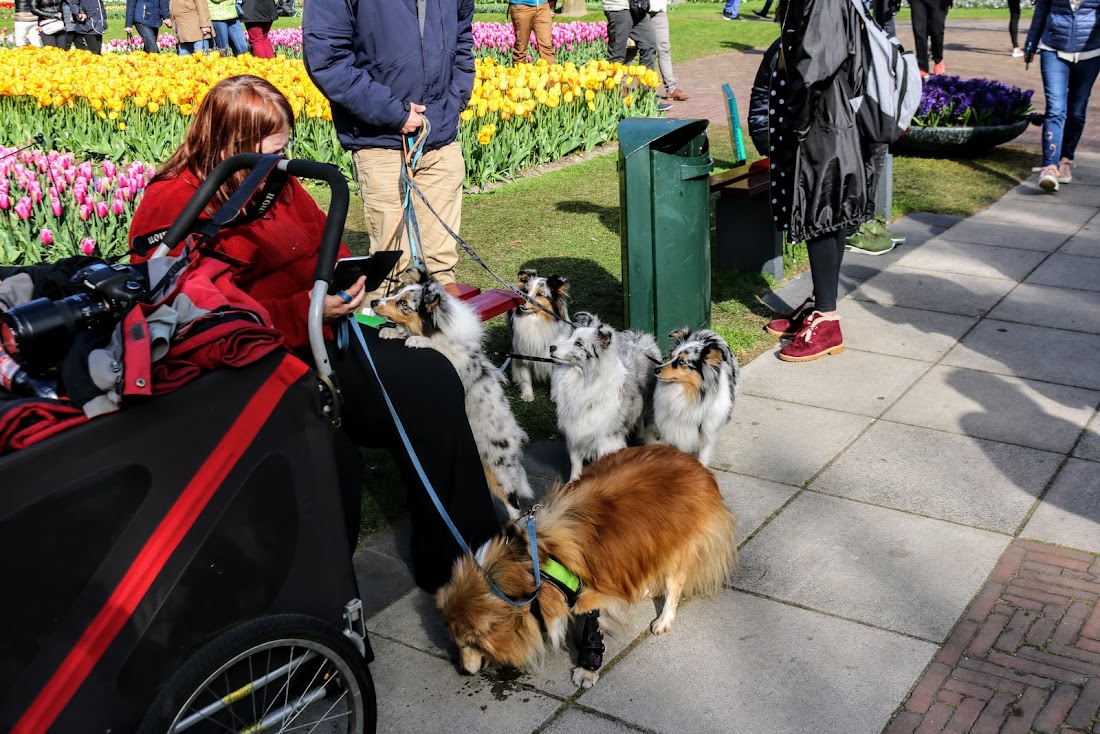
[517, 268, 537, 284]
[573, 311, 596, 328]
[548, 274, 569, 294]
[597, 324, 613, 348]
[422, 282, 443, 312]
[704, 344, 724, 367]
[668, 326, 692, 345]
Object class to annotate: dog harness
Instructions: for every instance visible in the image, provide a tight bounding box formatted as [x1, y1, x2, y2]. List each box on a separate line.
[534, 557, 605, 672]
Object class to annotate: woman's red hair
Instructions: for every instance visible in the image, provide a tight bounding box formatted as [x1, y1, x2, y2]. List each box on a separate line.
[155, 75, 294, 210]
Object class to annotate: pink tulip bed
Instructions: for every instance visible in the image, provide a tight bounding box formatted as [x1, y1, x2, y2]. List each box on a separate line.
[0, 146, 151, 264]
[89, 22, 610, 63]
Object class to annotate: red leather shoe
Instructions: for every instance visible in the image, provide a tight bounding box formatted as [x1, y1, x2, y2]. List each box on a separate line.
[778, 312, 844, 362]
[765, 296, 816, 338]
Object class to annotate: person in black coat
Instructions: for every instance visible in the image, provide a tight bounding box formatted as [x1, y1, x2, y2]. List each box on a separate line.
[763, 0, 877, 362]
[30, 0, 72, 48]
[240, 0, 277, 57]
[124, 0, 171, 53]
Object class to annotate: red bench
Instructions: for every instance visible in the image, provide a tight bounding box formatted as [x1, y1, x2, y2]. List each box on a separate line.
[453, 285, 525, 322]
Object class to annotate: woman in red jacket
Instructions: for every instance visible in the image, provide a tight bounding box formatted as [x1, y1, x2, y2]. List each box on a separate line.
[130, 75, 500, 592]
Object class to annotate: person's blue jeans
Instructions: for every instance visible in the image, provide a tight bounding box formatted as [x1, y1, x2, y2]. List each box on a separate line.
[177, 38, 209, 55]
[1040, 50, 1100, 166]
[134, 21, 159, 52]
[212, 18, 248, 54]
[723, 0, 741, 17]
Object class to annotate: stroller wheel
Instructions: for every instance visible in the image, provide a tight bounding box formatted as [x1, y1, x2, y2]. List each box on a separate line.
[139, 614, 376, 734]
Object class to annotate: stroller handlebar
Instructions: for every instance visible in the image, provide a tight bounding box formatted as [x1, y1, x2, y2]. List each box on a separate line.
[153, 153, 349, 377]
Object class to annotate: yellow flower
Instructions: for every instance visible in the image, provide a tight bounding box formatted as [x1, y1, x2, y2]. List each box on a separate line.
[460, 109, 474, 122]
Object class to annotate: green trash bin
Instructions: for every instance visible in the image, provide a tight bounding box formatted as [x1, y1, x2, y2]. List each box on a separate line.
[618, 117, 714, 352]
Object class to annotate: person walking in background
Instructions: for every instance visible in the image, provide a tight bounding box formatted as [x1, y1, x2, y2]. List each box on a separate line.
[1027, 0, 1100, 192]
[68, 0, 106, 53]
[124, 0, 170, 53]
[910, 0, 950, 76]
[753, 0, 776, 20]
[302, 0, 474, 302]
[13, 0, 43, 46]
[32, 0, 74, 48]
[240, 0, 276, 58]
[763, 0, 876, 362]
[1008, 0, 1023, 56]
[604, 0, 658, 69]
[209, 0, 248, 55]
[171, 0, 212, 54]
[649, 0, 689, 100]
[509, 0, 555, 65]
[723, 0, 742, 19]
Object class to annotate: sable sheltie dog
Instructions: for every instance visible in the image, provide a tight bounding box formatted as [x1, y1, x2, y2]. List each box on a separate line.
[549, 312, 661, 480]
[506, 269, 572, 402]
[372, 279, 534, 517]
[436, 444, 738, 688]
[653, 327, 739, 466]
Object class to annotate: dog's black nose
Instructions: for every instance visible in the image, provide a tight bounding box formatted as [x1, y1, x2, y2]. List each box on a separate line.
[549, 345, 557, 353]
[370, 299, 380, 308]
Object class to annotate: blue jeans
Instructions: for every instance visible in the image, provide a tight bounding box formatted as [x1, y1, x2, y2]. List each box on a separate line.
[1040, 50, 1100, 166]
[134, 21, 158, 52]
[723, 0, 741, 16]
[177, 38, 209, 55]
[212, 18, 248, 54]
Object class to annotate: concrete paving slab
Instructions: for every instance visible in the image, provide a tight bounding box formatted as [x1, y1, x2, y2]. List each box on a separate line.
[710, 395, 872, 486]
[522, 440, 570, 487]
[942, 319, 1100, 390]
[1025, 252, 1100, 291]
[846, 266, 1016, 317]
[1058, 233, 1100, 258]
[812, 421, 1062, 534]
[892, 238, 1047, 281]
[972, 200, 1095, 232]
[370, 637, 563, 734]
[1073, 411, 1100, 461]
[354, 548, 417, 620]
[832, 300, 977, 362]
[987, 282, 1100, 335]
[938, 219, 1070, 251]
[739, 348, 928, 417]
[541, 709, 646, 734]
[361, 515, 412, 563]
[883, 365, 1100, 454]
[712, 470, 800, 544]
[578, 590, 936, 734]
[367, 587, 657, 700]
[1004, 180, 1100, 207]
[733, 491, 1011, 640]
[1021, 457, 1100, 554]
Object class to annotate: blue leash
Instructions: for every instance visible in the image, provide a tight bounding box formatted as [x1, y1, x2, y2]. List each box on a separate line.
[349, 317, 542, 607]
[401, 120, 430, 271]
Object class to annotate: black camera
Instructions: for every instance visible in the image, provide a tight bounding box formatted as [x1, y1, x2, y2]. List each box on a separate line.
[0, 262, 149, 375]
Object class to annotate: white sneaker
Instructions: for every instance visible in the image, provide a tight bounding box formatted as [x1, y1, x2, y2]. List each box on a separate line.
[1058, 157, 1073, 183]
[1038, 164, 1060, 192]
[1011, 47, 1024, 57]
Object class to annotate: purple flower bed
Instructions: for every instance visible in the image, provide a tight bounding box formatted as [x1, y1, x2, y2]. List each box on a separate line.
[914, 75, 1033, 127]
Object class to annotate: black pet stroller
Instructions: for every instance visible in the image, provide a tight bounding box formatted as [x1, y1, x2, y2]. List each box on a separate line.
[0, 156, 377, 733]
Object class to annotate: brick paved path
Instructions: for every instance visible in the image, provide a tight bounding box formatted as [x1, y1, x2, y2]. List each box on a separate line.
[667, 17, 1100, 157]
[886, 540, 1100, 734]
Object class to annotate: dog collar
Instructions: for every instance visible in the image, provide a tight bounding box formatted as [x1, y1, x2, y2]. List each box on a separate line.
[540, 558, 581, 608]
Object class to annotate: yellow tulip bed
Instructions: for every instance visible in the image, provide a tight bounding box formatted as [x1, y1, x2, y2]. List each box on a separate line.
[0, 48, 660, 187]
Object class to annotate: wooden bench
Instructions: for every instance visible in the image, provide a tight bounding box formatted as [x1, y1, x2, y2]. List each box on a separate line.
[708, 84, 785, 281]
[453, 284, 525, 322]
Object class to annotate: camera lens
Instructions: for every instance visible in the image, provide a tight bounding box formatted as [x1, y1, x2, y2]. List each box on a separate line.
[0, 294, 113, 374]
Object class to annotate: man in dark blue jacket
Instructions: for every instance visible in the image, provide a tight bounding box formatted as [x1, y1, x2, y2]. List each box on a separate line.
[303, 0, 475, 301]
[124, 0, 171, 53]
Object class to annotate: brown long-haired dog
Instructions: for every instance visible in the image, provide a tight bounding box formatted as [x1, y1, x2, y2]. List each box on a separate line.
[436, 444, 737, 688]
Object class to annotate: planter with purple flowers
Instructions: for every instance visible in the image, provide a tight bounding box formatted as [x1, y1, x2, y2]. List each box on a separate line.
[896, 75, 1034, 154]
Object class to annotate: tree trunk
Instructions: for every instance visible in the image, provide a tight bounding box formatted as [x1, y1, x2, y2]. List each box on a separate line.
[559, 0, 588, 16]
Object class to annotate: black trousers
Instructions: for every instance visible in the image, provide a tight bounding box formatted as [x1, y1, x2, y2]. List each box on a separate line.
[329, 325, 501, 593]
[73, 32, 102, 54]
[910, 0, 947, 72]
[40, 30, 73, 49]
[605, 9, 657, 69]
[807, 229, 847, 313]
[1007, 0, 1021, 48]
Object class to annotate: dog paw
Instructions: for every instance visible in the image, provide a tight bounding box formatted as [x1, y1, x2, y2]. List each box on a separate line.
[405, 336, 432, 349]
[519, 389, 535, 402]
[379, 326, 406, 340]
[572, 667, 600, 688]
[650, 617, 674, 636]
